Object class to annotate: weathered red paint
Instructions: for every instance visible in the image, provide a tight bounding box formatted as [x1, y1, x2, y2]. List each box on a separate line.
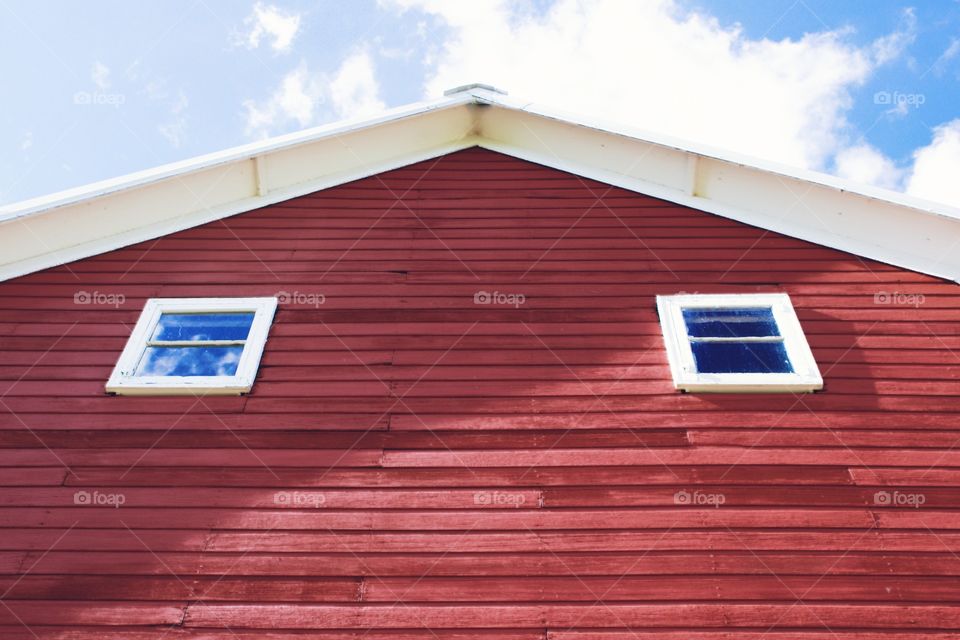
[0, 148, 959, 636]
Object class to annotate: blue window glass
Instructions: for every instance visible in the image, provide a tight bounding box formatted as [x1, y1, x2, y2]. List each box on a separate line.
[690, 342, 793, 374]
[682, 308, 779, 338]
[682, 306, 794, 374]
[134, 312, 256, 377]
[136, 346, 245, 376]
[151, 313, 255, 341]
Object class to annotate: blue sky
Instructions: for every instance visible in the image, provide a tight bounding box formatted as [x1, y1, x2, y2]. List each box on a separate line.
[1, 0, 958, 207]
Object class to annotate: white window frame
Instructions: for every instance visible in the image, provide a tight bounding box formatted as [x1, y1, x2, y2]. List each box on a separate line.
[657, 293, 823, 393]
[106, 297, 278, 396]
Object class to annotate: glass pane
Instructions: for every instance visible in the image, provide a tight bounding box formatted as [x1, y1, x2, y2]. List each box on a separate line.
[151, 312, 255, 342]
[691, 341, 793, 374]
[683, 307, 779, 338]
[135, 346, 245, 377]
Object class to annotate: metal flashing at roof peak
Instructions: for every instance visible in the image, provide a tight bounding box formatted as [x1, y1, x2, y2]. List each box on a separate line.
[1, 83, 959, 284]
[444, 83, 509, 96]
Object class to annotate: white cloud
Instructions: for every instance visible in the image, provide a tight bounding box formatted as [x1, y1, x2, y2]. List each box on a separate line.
[329, 50, 387, 119]
[242, 62, 324, 137]
[20, 131, 33, 152]
[239, 2, 301, 53]
[242, 51, 385, 137]
[871, 8, 916, 65]
[379, 0, 960, 207]
[906, 119, 960, 207]
[834, 143, 904, 191]
[930, 38, 960, 77]
[384, 0, 916, 173]
[158, 91, 189, 148]
[91, 61, 111, 90]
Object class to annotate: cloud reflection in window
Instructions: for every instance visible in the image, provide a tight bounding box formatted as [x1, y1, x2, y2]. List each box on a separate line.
[151, 313, 255, 341]
[135, 346, 244, 376]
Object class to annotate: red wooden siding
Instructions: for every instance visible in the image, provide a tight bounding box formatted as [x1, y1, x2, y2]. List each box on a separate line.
[0, 147, 959, 637]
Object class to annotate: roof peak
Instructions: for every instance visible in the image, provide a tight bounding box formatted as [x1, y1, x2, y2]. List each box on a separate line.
[443, 83, 508, 97]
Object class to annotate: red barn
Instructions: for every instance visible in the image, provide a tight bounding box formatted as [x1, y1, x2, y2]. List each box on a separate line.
[1, 83, 960, 638]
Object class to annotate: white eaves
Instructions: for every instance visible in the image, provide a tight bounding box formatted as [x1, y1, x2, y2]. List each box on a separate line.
[1, 83, 959, 284]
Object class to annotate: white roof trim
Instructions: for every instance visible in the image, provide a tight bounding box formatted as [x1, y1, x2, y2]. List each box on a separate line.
[2, 84, 959, 283]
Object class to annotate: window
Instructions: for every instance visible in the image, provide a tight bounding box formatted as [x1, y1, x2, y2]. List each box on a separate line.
[657, 293, 822, 393]
[106, 297, 278, 395]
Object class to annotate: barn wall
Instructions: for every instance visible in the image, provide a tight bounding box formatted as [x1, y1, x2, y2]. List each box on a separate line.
[1, 147, 959, 635]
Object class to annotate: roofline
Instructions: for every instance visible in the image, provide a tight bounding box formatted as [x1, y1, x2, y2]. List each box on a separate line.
[479, 89, 960, 224]
[1, 84, 959, 284]
[7, 84, 957, 227]
[0, 90, 474, 223]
